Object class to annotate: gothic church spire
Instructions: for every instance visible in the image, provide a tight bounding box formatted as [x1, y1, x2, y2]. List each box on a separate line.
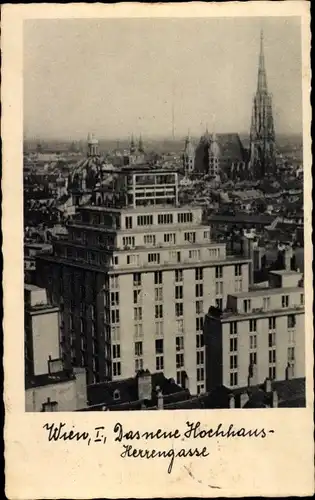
[249, 29, 276, 179]
[257, 30, 268, 94]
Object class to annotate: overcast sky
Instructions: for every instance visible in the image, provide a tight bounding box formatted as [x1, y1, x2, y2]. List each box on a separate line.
[24, 17, 302, 140]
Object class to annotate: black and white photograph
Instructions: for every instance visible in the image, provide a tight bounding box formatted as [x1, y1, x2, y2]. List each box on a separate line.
[23, 15, 306, 413]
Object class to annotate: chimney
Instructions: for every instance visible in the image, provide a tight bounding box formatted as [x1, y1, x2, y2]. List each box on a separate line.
[248, 363, 258, 387]
[184, 371, 189, 392]
[272, 391, 278, 408]
[240, 391, 249, 407]
[156, 386, 164, 410]
[242, 234, 255, 286]
[284, 246, 293, 271]
[264, 378, 272, 393]
[285, 363, 294, 380]
[137, 369, 152, 401]
[229, 394, 235, 409]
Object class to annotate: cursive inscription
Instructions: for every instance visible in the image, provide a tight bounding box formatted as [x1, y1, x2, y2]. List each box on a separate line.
[43, 422, 90, 442]
[43, 421, 275, 474]
[113, 422, 181, 441]
[184, 421, 268, 439]
[120, 443, 209, 474]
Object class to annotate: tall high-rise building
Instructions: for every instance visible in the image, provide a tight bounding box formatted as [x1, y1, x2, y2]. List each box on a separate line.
[249, 30, 276, 179]
[36, 168, 251, 394]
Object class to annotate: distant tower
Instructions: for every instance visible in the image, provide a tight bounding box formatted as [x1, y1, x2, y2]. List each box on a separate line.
[208, 131, 220, 178]
[183, 132, 195, 175]
[138, 134, 144, 153]
[87, 133, 99, 157]
[249, 30, 276, 179]
[130, 135, 136, 154]
[171, 83, 175, 140]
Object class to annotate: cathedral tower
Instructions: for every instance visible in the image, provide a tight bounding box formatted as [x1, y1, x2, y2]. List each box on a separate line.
[208, 131, 220, 178]
[249, 30, 276, 179]
[183, 132, 195, 175]
[138, 134, 144, 153]
[130, 135, 136, 154]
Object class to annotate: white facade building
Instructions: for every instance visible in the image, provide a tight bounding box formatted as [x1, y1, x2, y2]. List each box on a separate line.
[38, 168, 250, 394]
[204, 269, 305, 391]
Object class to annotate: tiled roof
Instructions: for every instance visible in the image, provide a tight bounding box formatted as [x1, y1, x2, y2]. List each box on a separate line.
[234, 377, 306, 408]
[86, 371, 188, 410]
[209, 213, 274, 225]
[273, 377, 306, 406]
[79, 376, 306, 411]
[216, 133, 246, 161]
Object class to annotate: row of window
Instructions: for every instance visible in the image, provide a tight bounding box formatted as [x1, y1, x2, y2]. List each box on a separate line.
[112, 319, 204, 346]
[242, 294, 304, 314]
[111, 310, 204, 335]
[125, 231, 202, 246]
[110, 265, 244, 289]
[68, 313, 97, 333]
[77, 212, 116, 227]
[134, 352, 204, 376]
[229, 315, 297, 335]
[69, 229, 115, 247]
[61, 247, 109, 266]
[124, 250, 217, 266]
[113, 338, 204, 363]
[113, 353, 186, 374]
[122, 303, 206, 322]
[125, 212, 193, 229]
[230, 363, 297, 388]
[229, 347, 295, 373]
[215, 264, 242, 279]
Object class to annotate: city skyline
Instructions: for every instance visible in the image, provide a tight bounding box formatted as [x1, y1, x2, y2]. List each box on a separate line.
[24, 17, 302, 140]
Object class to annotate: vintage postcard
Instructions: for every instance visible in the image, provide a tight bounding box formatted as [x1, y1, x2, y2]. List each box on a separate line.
[2, 2, 313, 498]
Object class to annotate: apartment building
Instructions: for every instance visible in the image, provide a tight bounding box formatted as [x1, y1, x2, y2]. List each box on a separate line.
[36, 168, 250, 394]
[204, 268, 305, 391]
[25, 284, 87, 412]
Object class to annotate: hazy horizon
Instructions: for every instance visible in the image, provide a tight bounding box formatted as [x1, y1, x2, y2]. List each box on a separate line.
[23, 132, 303, 145]
[24, 17, 302, 141]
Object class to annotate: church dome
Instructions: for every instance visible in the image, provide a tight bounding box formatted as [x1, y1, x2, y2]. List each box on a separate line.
[88, 137, 99, 145]
[87, 133, 99, 145]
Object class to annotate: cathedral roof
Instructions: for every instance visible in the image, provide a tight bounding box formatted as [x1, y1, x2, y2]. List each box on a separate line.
[197, 133, 244, 161]
[68, 155, 107, 189]
[217, 134, 245, 160]
[200, 130, 212, 146]
[71, 155, 106, 175]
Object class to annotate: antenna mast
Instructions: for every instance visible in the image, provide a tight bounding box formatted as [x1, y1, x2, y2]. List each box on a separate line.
[172, 83, 175, 140]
